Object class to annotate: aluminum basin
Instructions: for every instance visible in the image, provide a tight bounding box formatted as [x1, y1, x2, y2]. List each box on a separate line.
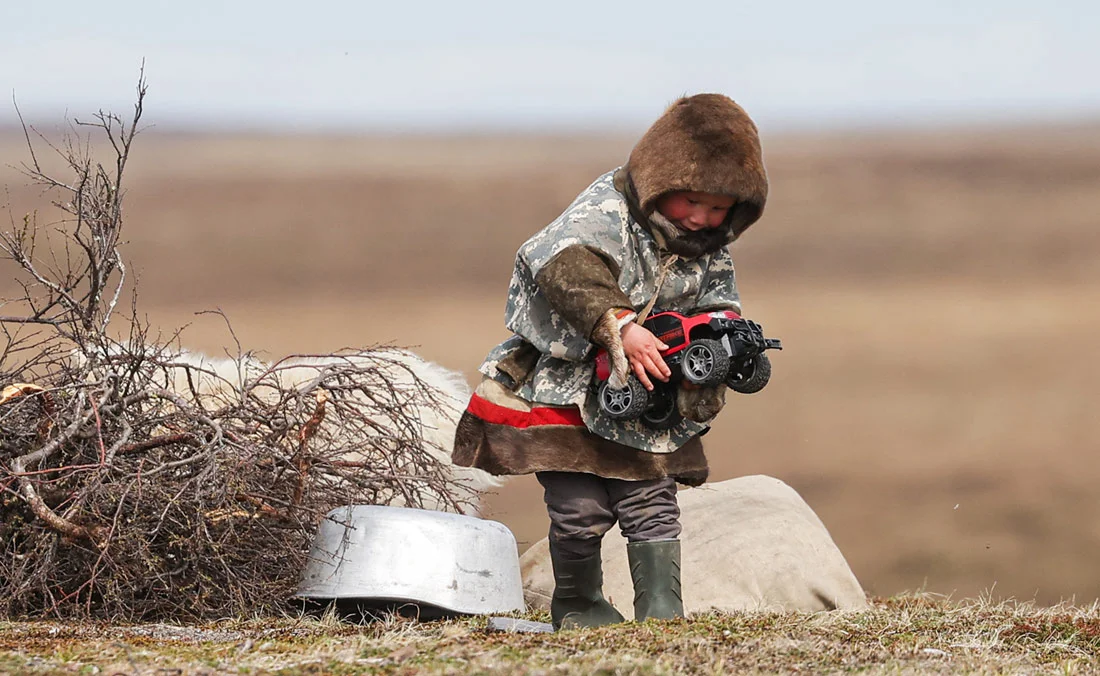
[297, 505, 525, 616]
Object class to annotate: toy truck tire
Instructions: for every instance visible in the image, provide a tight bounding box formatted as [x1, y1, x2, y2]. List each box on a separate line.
[727, 353, 772, 394]
[598, 379, 649, 419]
[681, 339, 730, 387]
[641, 387, 682, 430]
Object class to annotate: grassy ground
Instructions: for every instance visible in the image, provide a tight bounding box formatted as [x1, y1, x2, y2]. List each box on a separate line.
[3, 596, 1099, 674]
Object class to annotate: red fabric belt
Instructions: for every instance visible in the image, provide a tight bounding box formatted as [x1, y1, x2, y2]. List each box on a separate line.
[465, 393, 585, 429]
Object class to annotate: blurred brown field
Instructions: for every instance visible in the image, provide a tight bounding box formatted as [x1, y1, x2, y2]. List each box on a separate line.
[2, 122, 1100, 605]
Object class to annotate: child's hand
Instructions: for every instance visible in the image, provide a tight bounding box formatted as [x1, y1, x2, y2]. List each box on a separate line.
[621, 323, 671, 391]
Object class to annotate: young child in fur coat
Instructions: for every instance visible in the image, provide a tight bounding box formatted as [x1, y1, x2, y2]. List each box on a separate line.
[452, 93, 769, 629]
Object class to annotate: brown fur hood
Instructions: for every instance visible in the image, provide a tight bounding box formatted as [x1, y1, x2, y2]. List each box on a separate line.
[621, 93, 769, 248]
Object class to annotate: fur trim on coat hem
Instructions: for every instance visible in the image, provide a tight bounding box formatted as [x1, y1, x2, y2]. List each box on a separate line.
[451, 407, 710, 487]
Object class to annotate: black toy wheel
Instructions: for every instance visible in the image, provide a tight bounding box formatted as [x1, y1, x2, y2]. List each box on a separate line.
[681, 339, 730, 387]
[641, 386, 682, 430]
[727, 353, 772, 394]
[598, 379, 649, 419]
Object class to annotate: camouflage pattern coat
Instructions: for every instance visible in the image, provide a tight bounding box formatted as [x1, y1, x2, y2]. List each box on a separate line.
[452, 170, 740, 484]
[452, 93, 768, 484]
[483, 168, 740, 453]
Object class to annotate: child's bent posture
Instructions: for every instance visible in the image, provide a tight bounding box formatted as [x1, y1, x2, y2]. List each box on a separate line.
[453, 94, 769, 629]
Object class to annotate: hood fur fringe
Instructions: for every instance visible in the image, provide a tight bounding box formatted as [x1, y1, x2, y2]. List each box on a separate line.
[624, 93, 769, 243]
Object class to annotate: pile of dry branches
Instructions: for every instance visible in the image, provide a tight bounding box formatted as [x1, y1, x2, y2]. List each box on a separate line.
[0, 75, 474, 621]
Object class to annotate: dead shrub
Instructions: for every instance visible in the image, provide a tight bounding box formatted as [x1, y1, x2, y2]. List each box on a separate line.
[0, 73, 477, 621]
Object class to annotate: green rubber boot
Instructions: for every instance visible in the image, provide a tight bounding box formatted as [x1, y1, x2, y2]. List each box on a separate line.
[549, 544, 626, 630]
[628, 539, 684, 621]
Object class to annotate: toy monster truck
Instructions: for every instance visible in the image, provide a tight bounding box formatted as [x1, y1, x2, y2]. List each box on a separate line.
[593, 309, 782, 430]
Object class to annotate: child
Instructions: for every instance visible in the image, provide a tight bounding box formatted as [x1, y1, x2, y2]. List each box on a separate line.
[452, 93, 768, 629]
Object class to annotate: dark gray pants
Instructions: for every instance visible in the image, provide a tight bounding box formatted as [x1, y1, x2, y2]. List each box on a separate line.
[536, 471, 681, 560]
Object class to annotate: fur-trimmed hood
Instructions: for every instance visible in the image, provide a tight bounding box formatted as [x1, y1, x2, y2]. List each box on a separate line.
[621, 93, 769, 252]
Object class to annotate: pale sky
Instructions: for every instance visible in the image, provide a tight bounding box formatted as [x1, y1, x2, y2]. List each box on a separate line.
[2, 0, 1098, 132]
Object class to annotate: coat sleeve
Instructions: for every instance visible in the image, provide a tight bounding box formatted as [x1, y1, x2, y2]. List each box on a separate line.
[503, 181, 636, 362]
[694, 246, 742, 313]
[534, 245, 634, 339]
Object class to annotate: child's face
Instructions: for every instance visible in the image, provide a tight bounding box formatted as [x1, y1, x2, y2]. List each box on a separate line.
[655, 191, 736, 232]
